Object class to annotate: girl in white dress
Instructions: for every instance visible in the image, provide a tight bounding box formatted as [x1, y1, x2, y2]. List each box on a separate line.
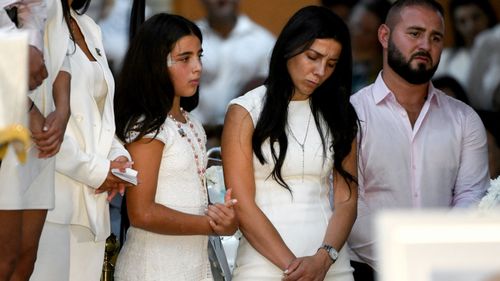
[113, 13, 238, 281]
[222, 6, 358, 281]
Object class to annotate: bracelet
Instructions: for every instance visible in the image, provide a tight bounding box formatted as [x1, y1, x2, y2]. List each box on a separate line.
[28, 100, 35, 112]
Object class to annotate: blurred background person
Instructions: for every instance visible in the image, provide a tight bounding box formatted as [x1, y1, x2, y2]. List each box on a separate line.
[477, 110, 500, 179]
[320, 0, 359, 22]
[85, 0, 112, 22]
[467, 23, 500, 111]
[435, 0, 497, 91]
[191, 0, 275, 148]
[432, 75, 470, 104]
[348, 0, 391, 92]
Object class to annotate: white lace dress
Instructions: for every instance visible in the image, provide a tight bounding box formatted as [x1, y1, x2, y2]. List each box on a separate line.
[114, 114, 213, 281]
[229, 86, 354, 280]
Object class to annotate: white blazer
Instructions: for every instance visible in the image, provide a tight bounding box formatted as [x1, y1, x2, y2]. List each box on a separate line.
[46, 5, 130, 242]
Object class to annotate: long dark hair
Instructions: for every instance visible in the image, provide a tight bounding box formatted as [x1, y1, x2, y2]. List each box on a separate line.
[61, 0, 91, 42]
[253, 5, 358, 191]
[114, 13, 202, 143]
[449, 0, 497, 48]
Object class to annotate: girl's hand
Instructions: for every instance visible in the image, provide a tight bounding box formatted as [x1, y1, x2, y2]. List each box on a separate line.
[206, 188, 238, 236]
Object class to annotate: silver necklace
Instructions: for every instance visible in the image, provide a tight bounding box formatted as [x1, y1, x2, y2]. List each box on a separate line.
[287, 111, 312, 182]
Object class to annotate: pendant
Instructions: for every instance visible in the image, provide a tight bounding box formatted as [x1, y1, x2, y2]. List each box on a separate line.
[178, 128, 186, 137]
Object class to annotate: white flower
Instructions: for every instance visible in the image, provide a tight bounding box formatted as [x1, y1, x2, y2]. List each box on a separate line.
[205, 165, 226, 204]
[478, 176, 500, 209]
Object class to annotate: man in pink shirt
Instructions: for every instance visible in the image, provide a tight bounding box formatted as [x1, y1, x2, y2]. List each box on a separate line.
[348, 0, 489, 280]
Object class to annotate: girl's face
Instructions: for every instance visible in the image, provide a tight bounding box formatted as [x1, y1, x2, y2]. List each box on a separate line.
[287, 38, 342, 101]
[168, 35, 203, 98]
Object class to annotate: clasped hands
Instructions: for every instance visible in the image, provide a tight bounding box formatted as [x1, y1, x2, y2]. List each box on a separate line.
[282, 249, 333, 281]
[95, 156, 134, 201]
[205, 188, 238, 236]
[30, 104, 70, 158]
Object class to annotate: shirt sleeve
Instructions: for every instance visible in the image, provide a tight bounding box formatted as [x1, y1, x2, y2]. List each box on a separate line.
[452, 107, 490, 207]
[142, 125, 169, 144]
[59, 52, 70, 74]
[126, 121, 170, 145]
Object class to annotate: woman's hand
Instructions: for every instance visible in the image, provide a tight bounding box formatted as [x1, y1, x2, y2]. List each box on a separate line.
[28, 102, 50, 158]
[96, 156, 134, 201]
[32, 108, 70, 158]
[28, 102, 46, 136]
[206, 188, 238, 236]
[282, 251, 333, 281]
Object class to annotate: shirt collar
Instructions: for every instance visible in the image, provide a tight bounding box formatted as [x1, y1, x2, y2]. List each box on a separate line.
[372, 72, 392, 105]
[372, 71, 441, 107]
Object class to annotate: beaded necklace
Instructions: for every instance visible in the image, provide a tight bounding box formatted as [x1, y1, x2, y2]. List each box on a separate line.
[168, 108, 207, 189]
[287, 111, 312, 182]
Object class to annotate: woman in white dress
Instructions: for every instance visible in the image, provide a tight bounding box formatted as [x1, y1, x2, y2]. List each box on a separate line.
[113, 13, 238, 281]
[222, 6, 358, 281]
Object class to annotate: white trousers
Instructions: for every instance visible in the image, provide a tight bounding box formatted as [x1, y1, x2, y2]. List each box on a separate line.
[30, 222, 105, 281]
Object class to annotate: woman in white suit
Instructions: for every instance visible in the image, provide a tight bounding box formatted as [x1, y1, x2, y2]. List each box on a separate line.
[30, 0, 133, 280]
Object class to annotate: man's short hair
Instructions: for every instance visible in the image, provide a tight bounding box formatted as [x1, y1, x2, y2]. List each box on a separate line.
[385, 0, 444, 28]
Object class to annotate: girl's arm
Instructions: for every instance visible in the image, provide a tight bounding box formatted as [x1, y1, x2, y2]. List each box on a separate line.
[221, 104, 296, 270]
[126, 137, 218, 235]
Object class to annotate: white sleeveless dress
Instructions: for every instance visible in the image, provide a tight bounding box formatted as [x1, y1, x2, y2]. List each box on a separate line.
[229, 86, 354, 280]
[114, 114, 213, 281]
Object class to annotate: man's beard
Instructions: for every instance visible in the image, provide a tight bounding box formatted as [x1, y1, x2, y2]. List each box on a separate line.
[387, 38, 439, 85]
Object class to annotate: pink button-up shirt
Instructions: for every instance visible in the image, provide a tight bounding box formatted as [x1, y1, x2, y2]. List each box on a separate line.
[347, 73, 489, 268]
